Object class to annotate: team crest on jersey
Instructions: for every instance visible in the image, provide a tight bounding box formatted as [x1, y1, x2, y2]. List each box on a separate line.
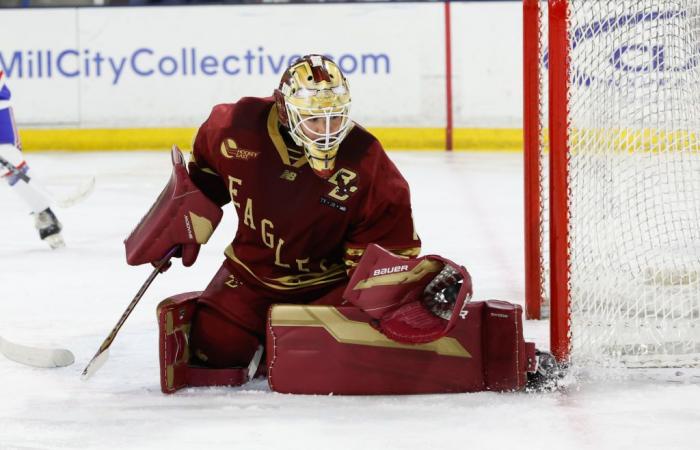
[325, 168, 358, 202]
[225, 274, 242, 289]
[220, 138, 260, 161]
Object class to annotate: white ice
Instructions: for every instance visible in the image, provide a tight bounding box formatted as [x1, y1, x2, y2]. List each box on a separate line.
[1, 151, 698, 450]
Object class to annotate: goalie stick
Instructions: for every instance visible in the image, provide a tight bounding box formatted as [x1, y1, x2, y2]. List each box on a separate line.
[82, 248, 177, 380]
[0, 155, 95, 209]
[0, 335, 74, 368]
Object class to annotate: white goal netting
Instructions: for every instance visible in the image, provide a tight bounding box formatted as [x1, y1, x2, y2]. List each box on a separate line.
[537, 0, 700, 368]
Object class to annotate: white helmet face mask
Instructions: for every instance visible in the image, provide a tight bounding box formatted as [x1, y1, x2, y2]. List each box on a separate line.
[277, 55, 353, 178]
[287, 100, 352, 153]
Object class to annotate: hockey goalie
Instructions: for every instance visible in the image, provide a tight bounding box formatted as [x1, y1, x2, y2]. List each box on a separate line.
[125, 55, 551, 395]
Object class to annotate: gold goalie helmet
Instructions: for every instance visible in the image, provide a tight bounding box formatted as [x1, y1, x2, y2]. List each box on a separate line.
[274, 55, 353, 179]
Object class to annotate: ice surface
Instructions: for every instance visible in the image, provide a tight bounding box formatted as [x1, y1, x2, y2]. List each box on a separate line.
[1, 151, 698, 450]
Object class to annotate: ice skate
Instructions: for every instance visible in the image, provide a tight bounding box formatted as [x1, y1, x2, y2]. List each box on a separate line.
[34, 207, 64, 249]
[526, 350, 564, 393]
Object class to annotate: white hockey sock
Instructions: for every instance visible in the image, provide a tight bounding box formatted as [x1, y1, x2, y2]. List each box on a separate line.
[12, 177, 51, 214]
[0, 144, 51, 214]
[0, 143, 24, 170]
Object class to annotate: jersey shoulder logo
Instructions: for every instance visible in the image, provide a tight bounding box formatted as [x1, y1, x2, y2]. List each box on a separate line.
[280, 169, 298, 182]
[220, 138, 260, 161]
[326, 168, 359, 202]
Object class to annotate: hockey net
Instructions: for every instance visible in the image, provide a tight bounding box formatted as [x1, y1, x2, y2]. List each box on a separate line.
[524, 0, 700, 368]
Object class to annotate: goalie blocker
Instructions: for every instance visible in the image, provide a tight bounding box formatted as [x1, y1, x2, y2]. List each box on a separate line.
[157, 245, 537, 394]
[124, 145, 223, 268]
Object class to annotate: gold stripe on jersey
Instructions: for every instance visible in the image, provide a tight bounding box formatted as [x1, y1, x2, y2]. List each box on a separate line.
[343, 245, 421, 274]
[344, 247, 365, 257]
[267, 105, 308, 169]
[225, 245, 346, 290]
[391, 247, 421, 258]
[344, 245, 421, 258]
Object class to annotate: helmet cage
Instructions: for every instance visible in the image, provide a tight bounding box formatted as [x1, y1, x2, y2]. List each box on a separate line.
[277, 55, 353, 177]
[286, 102, 353, 154]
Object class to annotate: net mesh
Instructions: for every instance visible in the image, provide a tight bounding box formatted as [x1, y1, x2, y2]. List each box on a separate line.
[539, 0, 700, 368]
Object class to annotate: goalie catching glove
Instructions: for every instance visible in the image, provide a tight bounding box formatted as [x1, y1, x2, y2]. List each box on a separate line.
[124, 145, 223, 268]
[343, 244, 472, 344]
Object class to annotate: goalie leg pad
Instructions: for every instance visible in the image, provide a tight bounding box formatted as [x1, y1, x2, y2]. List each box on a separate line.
[482, 300, 536, 391]
[157, 292, 248, 394]
[267, 303, 486, 395]
[266, 300, 536, 395]
[189, 305, 261, 369]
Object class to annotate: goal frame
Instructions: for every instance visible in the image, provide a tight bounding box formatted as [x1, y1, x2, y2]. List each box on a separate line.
[524, 0, 700, 370]
[523, 0, 572, 362]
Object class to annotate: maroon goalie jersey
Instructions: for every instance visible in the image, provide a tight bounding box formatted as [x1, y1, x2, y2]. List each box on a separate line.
[189, 96, 421, 300]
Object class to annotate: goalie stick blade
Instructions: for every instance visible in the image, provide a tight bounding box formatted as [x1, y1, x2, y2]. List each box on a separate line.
[0, 336, 75, 368]
[81, 348, 109, 381]
[55, 176, 96, 209]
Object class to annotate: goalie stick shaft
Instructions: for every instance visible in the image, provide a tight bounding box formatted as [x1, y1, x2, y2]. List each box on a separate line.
[82, 248, 177, 379]
[0, 154, 95, 209]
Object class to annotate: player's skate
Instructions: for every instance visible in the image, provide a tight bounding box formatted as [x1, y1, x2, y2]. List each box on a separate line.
[34, 207, 64, 249]
[526, 349, 564, 392]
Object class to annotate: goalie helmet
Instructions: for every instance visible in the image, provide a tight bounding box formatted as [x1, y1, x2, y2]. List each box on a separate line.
[274, 55, 353, 179]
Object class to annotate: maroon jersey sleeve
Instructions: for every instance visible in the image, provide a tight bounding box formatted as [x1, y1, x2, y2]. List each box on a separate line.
[188, 105, 233, 207]
[343, 142, 421, 271]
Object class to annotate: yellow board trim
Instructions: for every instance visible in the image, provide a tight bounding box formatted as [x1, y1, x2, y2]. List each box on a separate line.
[18, 127, 524, 152]
[271, 305, 471, 358]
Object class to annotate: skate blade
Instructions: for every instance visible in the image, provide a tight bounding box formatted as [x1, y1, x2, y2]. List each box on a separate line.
[44, 234, 66, 250]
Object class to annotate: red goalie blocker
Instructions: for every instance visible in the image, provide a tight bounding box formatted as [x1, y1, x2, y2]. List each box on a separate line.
[267, 301, 536, 394]
[124, 145, 223, 267]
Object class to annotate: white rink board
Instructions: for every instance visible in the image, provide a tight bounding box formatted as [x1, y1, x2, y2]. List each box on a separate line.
[0, 2, 527, 130]
[452, 2, 523, 127]
[0, 4, 444, 128]
[0, 9, 81, 125]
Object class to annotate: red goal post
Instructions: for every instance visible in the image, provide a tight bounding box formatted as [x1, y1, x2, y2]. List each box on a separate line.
[523, 0, 571, 362]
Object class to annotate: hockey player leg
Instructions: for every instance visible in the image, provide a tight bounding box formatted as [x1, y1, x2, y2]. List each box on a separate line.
[158, 294, 263, 394]
[525, 350, 566, 392]
[267, 300, 539, 395]
[189, 305, 261, 368]
[0, 144, 64, 249]
[267, 245, 540, 395]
